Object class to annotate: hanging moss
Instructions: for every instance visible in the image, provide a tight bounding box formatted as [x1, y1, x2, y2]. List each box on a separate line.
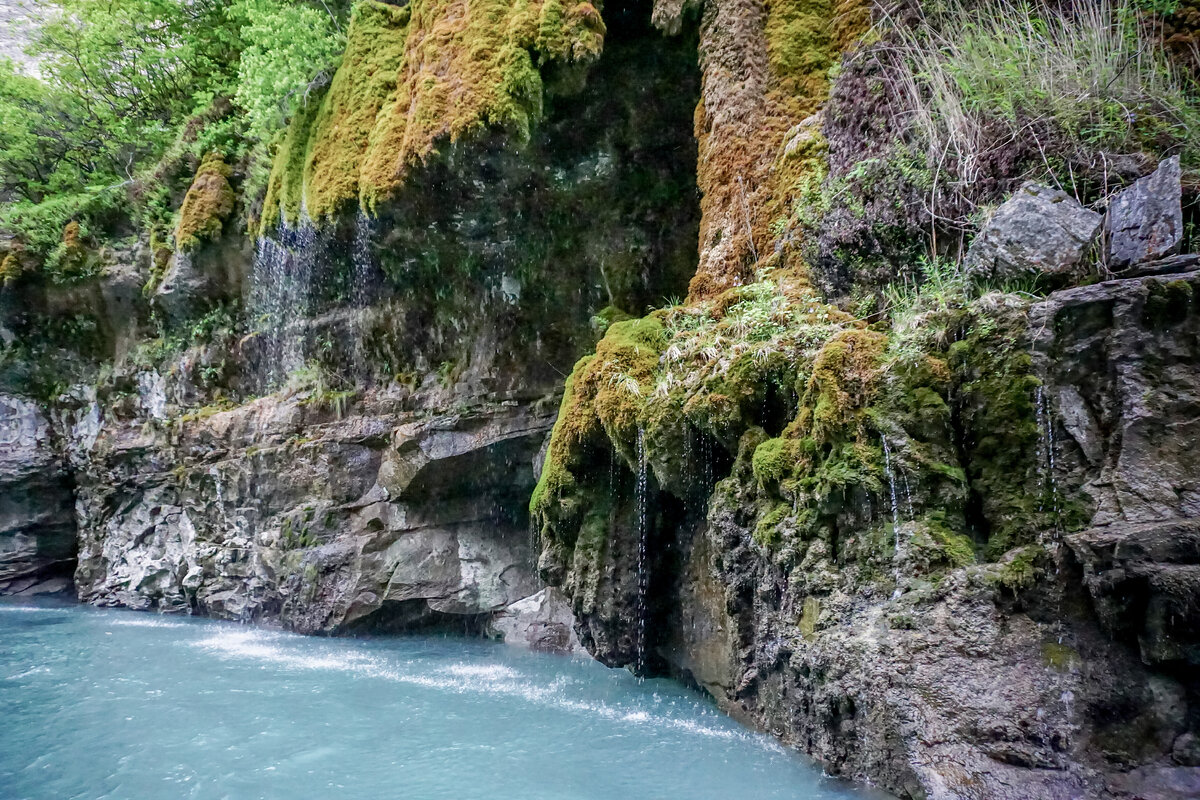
[262, 0, 606, 225]
[175, 153, 236, 251]
[0, 251, 21, 285]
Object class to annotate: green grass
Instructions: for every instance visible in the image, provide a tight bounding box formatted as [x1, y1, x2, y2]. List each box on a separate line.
[881, 0, 1200, 226]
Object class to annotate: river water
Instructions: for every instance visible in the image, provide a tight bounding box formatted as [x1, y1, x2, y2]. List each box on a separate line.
[0, 599, 883, 800]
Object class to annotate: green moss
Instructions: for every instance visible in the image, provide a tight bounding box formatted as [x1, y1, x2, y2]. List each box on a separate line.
[993, 544, 1043, 592]
[174, 153, 236, 250]
[796, 328, 887, 442]
[948, 306, 1047, 557]
[754, 501, 791, 546]
[1042, 641, 1078, 672]
[752, 437, 793, 486]
[798, 595, 821, 640]
[1144, 278, 1194, 327]
[922, 511, 975, 568]
[263, 0, 606, 224]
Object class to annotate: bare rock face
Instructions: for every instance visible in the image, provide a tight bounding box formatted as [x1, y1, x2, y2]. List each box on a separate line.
[1106, 156, 1184, 271]
[1031, 270, 1200, 674]
[488, 587, 585, 654]
[0, 393, 76, 593]
[68, 388, 550, 634]
[965, 183, 1103, 284]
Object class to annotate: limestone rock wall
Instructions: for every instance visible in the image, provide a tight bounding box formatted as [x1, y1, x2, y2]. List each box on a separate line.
[66, 382, 552, 634]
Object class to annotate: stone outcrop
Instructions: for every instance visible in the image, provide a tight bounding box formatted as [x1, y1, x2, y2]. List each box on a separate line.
[1029, 270, 1200, 672]
[536, 267, 1200, 799]
[68, 383, 552, 633]
[965, 183, 1103, 284]
[1106, 156, 1184, 271]
[0, 393, 76, 593]
[488, 586, 585, 654]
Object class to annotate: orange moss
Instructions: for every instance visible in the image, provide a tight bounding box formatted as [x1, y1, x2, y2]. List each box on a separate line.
[793, 327, 887, 442]
[175, 153, 236, 250]
[688, 0, 869, 300]
[0, 251, 21, 285]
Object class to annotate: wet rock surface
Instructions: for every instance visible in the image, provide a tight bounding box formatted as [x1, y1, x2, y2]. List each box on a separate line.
[0, 393, 76, 592]
[1106, 156, 1184, 270]
[546, 268, 1200, 799]
[488, 587, 586, 654]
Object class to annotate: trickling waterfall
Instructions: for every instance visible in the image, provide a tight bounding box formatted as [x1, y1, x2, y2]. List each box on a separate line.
[248, 212, 318, 392]
[1034, 385, 1061, 535]
[635, 426, 649, 677]
[350, 209, 382, 366]
[351, 209, 377, 310]
[882, 435, 904, 597]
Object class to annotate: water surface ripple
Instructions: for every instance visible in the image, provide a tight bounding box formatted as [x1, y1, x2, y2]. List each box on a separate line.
[0, 599, 884, 800]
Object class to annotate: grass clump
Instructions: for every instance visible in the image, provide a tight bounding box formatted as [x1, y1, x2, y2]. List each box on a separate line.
[884, 0, 1200, 228]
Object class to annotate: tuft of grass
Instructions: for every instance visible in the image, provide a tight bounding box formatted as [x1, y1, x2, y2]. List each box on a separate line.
[880, 0, 1200, 231]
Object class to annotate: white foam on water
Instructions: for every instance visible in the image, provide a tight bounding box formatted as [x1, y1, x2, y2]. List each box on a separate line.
[108, 617, 189, 629]
[190, 628, 758, 744]
[0, 605, 62, 613]
[6, 665, 51, 680]
[442, 663, 519, 681]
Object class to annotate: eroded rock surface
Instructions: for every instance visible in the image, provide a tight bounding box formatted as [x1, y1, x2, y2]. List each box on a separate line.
[540, 269, 1200, 799]
[0, 393, 76, 593]
[69, 387, 551, 634]
[965, 182, 1103, 284]
[1106, 156, 1184, 270]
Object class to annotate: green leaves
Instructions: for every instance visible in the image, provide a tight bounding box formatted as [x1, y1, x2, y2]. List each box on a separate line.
[0, 0, 352, 269]
[229, 0, 346, 141]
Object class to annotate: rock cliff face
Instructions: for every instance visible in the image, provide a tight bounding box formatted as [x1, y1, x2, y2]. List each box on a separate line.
[2, 0, 1199, 799]
[0, 393, 75, 593]
[68, 385, 552, 632]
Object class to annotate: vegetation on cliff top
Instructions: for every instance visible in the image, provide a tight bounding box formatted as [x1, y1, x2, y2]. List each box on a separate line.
[0, 0, 347, 280]
[796, 0, 1200, 303]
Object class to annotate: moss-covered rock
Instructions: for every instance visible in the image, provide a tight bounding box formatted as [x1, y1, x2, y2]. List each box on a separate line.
[175, 153, 236, 251]
[262, 0, 606, 226]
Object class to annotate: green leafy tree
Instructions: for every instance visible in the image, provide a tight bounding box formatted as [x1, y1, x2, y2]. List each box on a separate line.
[230, 0, 346, 141]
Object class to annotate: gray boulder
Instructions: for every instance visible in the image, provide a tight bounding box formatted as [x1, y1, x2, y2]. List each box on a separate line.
[1106, 155, 1184, 270]
[965, 183, 1102, 283]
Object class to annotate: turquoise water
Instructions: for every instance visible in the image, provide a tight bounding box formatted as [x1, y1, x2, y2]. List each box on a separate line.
[0, 599, 883, 800]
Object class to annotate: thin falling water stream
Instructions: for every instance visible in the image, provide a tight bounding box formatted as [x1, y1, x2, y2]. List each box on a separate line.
[248, 213, 318, 392]
[881, 436, 904, 598]
[635, 426, 649, 678]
